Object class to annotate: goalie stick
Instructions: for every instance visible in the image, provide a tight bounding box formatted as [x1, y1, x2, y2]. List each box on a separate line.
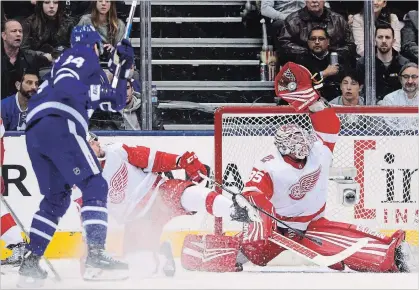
[269, 232, 368, 267]
[0, 194, 62, 282]
[111, 0, 138, 89]
[198, 173, 369, 267]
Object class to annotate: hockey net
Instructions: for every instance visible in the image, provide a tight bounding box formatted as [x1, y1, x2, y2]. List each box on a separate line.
[213, 106, 418, 249]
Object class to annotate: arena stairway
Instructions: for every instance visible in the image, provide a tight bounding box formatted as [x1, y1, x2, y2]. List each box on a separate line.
[128, 0, 276, 129]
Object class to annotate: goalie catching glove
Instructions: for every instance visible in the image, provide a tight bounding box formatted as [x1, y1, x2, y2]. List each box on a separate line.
[274, 62, 326, 112]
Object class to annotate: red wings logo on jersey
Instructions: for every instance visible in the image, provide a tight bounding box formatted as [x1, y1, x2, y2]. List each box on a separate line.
[108, 163, 128, 204]
[289, 166, 322, 200]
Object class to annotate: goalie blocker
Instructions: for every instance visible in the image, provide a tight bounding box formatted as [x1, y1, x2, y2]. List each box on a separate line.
[181, 218, 410, 272]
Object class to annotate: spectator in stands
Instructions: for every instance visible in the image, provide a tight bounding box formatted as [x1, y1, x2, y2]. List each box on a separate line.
[330, 70, 364, 106]
[298, 26, 346, 101]
[260, 0, 305, 50]
[1, 69, 39, 131]
[351, 0, 404, 57]
[78, 0, 126, 57]
[327, 1, 364, 25]
[378, 62, 418, 106]
[1, 19, 48, 99]
[277, 0, 355, 66]
[356, 24, 409, 102]
[89, 74, 163, 131]
[22, 1, 75, 62]
[401, 10, 418, 63]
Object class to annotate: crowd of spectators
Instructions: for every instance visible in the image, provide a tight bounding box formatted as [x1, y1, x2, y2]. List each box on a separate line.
[262, 0, 418, 105]
[1, 0, 151, 132]
[1, 0, 418, 132]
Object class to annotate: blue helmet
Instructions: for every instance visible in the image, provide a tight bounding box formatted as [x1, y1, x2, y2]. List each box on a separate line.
[70, 25, 103, 54]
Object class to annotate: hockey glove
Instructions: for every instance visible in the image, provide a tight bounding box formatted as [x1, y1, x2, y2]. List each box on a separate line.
[274, 62, 322, 112]
[177, 151, 208, 183]
[108, 39, 134, 79]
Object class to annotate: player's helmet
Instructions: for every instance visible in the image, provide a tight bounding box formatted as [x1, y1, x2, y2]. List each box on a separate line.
[70, 25, 103, 55]
[274, 124, 315, 159]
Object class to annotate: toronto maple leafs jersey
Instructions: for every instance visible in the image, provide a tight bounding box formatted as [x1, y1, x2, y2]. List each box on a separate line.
[25, 45, 126, 135]
[1, 94, 28, 131]
[242, 108, 341, 230]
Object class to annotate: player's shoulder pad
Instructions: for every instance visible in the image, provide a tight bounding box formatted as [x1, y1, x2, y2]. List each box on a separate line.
[53, 46, 99, 76]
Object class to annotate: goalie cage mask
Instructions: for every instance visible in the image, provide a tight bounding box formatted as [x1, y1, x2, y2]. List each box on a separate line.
[274, 124, 316, 159]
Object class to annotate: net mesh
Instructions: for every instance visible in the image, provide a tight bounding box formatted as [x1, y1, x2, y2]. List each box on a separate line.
[216, 108, 418, 248]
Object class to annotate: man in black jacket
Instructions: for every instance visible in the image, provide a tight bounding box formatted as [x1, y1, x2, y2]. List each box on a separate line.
[356, 23, 410, 102]
[278, 0, 355, 66]
[1, 19, 49, 99]
[297, 26, 347, 101]
[401, 10, 418, 63]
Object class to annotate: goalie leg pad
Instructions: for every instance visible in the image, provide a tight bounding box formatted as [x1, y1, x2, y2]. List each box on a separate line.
[181, 234, 242, 272]
[304, 218, 405, 272]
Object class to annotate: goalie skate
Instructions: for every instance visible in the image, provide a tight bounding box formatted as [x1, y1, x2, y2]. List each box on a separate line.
[83, 246, 129, 281]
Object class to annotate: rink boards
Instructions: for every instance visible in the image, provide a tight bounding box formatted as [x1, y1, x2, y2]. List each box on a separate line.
[1, 131, 418, 260]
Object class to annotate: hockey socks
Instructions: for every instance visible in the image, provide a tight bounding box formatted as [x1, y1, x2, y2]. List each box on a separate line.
[180, 186, 233, 218]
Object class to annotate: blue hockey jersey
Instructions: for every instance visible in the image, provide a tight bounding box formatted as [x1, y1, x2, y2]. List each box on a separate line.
[26, 45, 127, 135]
[1, 93, 28, 131]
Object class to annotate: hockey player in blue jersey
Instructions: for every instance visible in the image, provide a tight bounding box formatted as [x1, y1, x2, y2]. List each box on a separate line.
[17, 25, 134, 287]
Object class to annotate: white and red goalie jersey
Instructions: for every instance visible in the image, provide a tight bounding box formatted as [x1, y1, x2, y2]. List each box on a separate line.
[242, 108, 340, 231]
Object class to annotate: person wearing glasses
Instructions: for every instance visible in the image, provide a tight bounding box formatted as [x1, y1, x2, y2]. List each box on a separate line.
[297, 26, 349, 101]
[378, 63, 418, 106]
[277, 0, 355, 65]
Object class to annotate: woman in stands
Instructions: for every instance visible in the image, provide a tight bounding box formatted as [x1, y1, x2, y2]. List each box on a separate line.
[78, 0, 126, 57]
[351, 0, 404, 57]
[22, 1, 75, 62]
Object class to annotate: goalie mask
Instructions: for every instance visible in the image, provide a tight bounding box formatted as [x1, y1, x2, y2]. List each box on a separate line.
[274, 62, 323, 112]
[274, 124, 316, 159]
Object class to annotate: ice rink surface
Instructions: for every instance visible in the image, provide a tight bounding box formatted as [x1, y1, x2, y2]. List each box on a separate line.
[1, 259, 418, 290]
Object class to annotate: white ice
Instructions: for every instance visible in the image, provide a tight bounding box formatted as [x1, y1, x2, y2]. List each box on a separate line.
[1, 258, 418, 289]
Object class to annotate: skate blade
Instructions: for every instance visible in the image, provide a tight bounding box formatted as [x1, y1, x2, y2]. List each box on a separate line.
[16, 275, 46, 288]
[83, 268, 129, 281]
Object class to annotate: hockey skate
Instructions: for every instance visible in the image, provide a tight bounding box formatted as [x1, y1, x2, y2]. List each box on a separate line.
[1, 242, 26, 268]
[154, 241, 176, 277]
[395, 241, 417, 272]
[83, 245, 129, 281]
[17, 251, 48, 288]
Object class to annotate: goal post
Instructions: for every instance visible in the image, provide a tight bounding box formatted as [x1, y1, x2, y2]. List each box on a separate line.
[214, 106, 419, 246]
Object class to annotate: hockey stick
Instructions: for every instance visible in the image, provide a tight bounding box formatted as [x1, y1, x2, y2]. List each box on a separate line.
[0, 194, 62, 282]
[268, 232, 369, 267]
[198, 173, 323, 246]
[111, 0, 138, 89]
